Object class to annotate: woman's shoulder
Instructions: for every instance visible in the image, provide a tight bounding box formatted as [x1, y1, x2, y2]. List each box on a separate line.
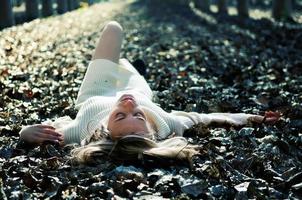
[74, 96, 116, 119]
[77, 96, 116, 109]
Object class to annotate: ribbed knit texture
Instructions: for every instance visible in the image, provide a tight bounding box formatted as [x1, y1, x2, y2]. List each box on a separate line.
[52, 59, 215, 144]
[48, 59, 253, 144]
[58, 93, 208, 144]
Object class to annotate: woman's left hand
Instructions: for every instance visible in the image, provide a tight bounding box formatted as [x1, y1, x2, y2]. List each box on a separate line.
[248, 111, 281, 124]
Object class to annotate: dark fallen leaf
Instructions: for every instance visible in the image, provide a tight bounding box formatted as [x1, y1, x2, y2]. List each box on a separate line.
[234, 182, 252, 199]
[22, 172, 38, 189]
[180, 179, 207, 197]
[209, 184, 227, 197]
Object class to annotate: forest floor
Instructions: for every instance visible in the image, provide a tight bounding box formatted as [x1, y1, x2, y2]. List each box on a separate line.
[0, 0, 302, 199]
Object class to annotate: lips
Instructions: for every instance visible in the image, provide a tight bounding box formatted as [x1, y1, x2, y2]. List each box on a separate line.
[119, 94, 136, 104]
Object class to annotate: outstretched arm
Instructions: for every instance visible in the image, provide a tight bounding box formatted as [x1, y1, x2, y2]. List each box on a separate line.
[202, 111, 280, 126]
[172, 110, 280, 128]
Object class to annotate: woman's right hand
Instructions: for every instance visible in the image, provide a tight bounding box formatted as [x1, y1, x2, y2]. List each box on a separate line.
[19, 124, 64, 145]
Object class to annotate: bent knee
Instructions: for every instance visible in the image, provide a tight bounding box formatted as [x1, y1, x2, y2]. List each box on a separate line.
[103, 21, 123, 35]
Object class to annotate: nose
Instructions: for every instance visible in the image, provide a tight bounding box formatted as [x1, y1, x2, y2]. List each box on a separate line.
[121, 99, 135, 109]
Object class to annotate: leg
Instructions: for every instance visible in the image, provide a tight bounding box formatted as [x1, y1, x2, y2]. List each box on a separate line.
[92, 21, 123, 64]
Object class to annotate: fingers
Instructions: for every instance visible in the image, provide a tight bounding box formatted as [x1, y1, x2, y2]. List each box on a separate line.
[32, 126, 64, 144]
[39, 129, 63, 141]
[248, 112, 281, 125]
[264, 111, 281, 124]
[36, 124, 56, 129]
[33, 132, 63, 145]
[42, 129, 63, 137]
[36, 134, 62, 144]
[265, 111, 281, 118]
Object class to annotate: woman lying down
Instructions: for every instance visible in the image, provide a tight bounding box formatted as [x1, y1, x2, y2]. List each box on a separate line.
[19, 21, 280, 165]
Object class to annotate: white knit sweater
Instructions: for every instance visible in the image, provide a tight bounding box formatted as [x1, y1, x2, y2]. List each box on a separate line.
[50, 59, 249, 144]
[59, 93, 205, 144]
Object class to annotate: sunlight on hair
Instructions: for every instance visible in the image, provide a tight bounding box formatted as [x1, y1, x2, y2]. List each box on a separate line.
[71, 135, 200, 165]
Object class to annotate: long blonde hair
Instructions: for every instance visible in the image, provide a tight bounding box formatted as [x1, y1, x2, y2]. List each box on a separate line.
[71, 129, 200, 165]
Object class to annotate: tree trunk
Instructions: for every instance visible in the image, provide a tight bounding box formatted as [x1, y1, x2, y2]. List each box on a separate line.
[87, 0, 94, 5]
[292, 0, 302, 10]
[251, 0, 265, 7]
[68, 0, 75, 11]
[0, 0, 15, 29]
[237, 0, 249, 18]
[25, 0, 39, 21]
[163, 0, 189, 6]
[177, 0, 188, 6]
[217, 0, 228, 15]
[272, 0, 292, 20]
[194, 0, 210, 12]
[74, 0, 80, 9]
[15, 0, 23, 6]
[57, 0, 68, 14]
[41, 0, 54, 17]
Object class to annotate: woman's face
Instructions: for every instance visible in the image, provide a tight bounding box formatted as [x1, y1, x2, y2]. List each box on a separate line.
[107, 94, 150, 140]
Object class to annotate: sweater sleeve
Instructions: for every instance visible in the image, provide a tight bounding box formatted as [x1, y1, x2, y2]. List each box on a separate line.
[58, 97, 112, 144]
[41, 116, 75, 142]
[59, 120, 83, 144]
[42, 116, 82, 144]
[170, 111, 257, 133]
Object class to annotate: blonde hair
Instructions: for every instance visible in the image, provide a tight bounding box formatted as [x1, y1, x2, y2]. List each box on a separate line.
[71, 129, 200, 165]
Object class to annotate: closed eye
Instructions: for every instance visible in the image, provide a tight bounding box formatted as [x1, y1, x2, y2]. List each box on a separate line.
[134, 112, 146, 121]
[115, 112, 125, 121]
[134, 112, 143, 117]
[114, 112, 146, 122]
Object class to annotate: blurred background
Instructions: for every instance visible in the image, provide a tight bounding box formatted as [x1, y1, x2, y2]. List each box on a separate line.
[0, 0, 108, 30]
[1, 0, 302, 30]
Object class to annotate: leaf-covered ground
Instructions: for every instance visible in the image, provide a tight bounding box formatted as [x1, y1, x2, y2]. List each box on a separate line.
[0, 0, 302, 199]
